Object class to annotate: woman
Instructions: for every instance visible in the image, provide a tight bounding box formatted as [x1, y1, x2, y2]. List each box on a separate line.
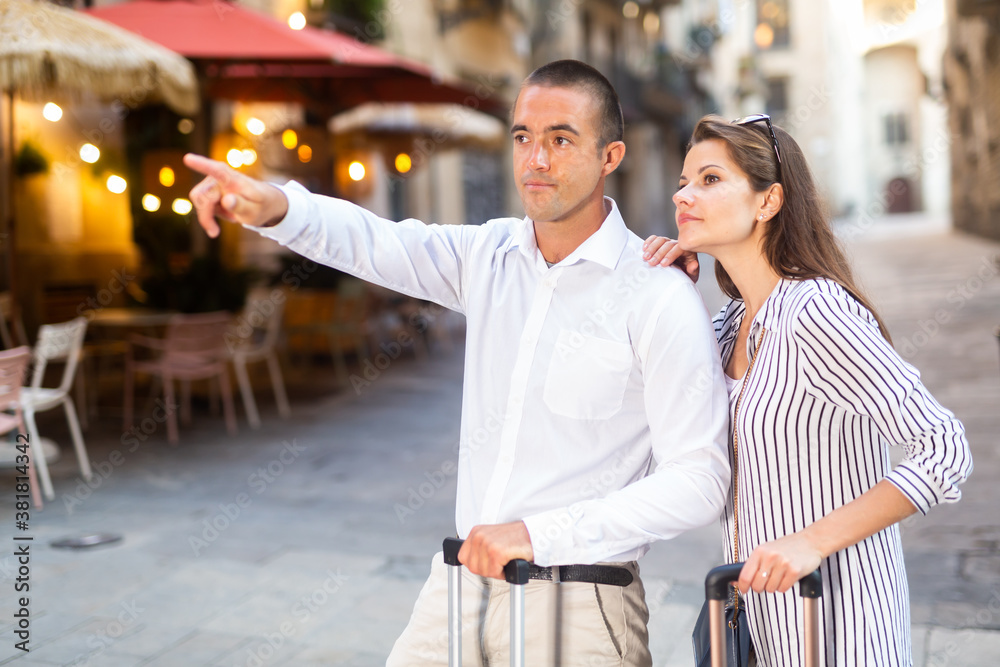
[643, 115, 971, 665]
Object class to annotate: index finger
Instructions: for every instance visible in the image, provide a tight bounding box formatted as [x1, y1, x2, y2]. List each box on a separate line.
[183, 153, 237, 186]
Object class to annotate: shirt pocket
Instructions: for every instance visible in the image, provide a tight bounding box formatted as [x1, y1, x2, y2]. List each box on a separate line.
[543, 330, 633, 420]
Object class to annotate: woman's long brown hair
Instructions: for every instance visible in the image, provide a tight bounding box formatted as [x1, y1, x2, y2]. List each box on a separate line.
[691, 115, 892, 342]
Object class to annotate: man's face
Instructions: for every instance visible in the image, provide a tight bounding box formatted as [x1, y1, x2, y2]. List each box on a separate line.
[511, 85, 609, 225]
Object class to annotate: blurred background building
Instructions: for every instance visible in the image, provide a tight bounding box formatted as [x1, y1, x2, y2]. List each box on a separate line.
[1, 0, 998, 334]
[944, 0, 1000, 240]
[662, 0, 952, 222]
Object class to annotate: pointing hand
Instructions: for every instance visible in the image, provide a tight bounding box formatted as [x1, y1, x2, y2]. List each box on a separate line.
[183, 153, 288, 238]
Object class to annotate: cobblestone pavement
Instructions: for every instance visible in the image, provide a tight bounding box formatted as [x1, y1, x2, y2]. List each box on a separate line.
[0, 215, 996, 666]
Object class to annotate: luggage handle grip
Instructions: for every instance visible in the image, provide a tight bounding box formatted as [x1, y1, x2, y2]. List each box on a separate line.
[443, 537, 530, 585]
[705, 562, 822, 600]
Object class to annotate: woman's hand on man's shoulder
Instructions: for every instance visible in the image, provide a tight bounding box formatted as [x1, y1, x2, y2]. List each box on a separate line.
[642, 235, 700, 283]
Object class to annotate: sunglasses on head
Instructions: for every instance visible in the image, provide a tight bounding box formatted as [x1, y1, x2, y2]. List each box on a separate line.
[731, 114, 782, 184]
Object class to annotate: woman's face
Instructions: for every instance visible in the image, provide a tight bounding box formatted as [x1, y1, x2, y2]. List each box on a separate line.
[672, 139, 765, 256]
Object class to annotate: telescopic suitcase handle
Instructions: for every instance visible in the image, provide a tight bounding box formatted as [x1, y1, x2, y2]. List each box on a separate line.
[704, 563, 823, 667]
[443, 537, 530, 667]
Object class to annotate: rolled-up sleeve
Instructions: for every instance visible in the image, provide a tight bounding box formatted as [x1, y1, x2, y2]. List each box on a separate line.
[793, 293, 972, 514]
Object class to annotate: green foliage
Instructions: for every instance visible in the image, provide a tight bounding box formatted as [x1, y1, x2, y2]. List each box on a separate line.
[327, 0, 384, 21]
[325, 0, 386, 38]
[14, 140, 49, 177]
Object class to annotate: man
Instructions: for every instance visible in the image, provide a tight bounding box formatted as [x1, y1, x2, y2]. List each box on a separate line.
[185, 60, 729, 666]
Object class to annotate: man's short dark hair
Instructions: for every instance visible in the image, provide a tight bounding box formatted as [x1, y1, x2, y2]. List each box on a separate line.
[517, 60, 625, 150]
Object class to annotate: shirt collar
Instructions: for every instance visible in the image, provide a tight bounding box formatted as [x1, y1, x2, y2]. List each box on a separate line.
[503, 197, 628, 271]
[722, 278, 797, 352]
[751, 278, 797, 332]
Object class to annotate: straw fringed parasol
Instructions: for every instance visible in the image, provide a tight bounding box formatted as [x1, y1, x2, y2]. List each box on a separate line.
[0, 0, 199, 115]
[0, 0, 199, 325]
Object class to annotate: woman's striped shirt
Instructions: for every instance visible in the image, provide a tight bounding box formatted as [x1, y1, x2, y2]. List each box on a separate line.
[714, 277, 972, 667]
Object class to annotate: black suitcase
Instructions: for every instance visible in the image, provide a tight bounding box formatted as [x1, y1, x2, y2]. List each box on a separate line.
[701, 563, 823, 667]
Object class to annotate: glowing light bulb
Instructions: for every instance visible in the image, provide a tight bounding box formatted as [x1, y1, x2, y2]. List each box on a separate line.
[246, 118, 266, 136]
[622, 1, 639, 19]
[394, 153, 412, 174]
[172, 198, 193, 215]
[142, 194, 161, 212]
[288, 11, 306, 30]
[106, 175, 127, 194]
[282, 129, 298, 149]
[159, 166, 175, 187]
[42, 103, 63, 122]
[178, 118, 195, 134]
[348, 161, 365, 181]
[226, 149, 245, 168]
[298, 144, 313, 163]
[241, 149, 257, 165]
[79, 143, 100, 164]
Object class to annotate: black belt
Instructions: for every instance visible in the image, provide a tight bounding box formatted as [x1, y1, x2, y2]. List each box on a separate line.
[526, 563, 633, 587]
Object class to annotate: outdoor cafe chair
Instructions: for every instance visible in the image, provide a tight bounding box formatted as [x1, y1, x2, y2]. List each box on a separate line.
[0, 291, 28, 349]
[230, 290, 291, 429]
[329, 279, 373, 383]
[0, 347, 42, 508]
[124, 311, 237, 444]
[18, 317, 91, 501]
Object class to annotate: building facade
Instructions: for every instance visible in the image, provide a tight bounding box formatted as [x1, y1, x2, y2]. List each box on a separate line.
[944, 0, 1000, 240]
[661, 0, 952, 226]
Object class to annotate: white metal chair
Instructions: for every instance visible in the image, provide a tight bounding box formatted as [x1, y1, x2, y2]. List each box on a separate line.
[0, 347, 42, 509]
[230, 290, 290, 429]
[19, 317, 91, 501]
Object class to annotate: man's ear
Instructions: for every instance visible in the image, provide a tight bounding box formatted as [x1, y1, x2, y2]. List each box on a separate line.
[602, 141, 626, 176]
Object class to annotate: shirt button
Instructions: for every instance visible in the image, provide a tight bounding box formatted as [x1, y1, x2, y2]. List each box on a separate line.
[500, 454, 513, 465]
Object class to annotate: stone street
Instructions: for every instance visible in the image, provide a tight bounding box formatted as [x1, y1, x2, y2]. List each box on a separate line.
[0, 214, 997, 666]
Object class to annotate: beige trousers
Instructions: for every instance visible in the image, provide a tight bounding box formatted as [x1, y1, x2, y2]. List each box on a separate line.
[387, 551, 652, 667]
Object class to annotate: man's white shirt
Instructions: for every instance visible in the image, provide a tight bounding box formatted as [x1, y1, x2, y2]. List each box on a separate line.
[249, 182, 731, 565]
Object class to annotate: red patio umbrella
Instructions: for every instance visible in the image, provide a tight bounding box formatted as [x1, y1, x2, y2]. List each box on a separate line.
[85, 0, 505, 118]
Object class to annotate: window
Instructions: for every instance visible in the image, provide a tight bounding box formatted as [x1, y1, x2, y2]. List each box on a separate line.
[765, 78, 789, 118]
[463, 150, 504, 225]
[884, 112, 909, 146]
[755, 0, 790, 50]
